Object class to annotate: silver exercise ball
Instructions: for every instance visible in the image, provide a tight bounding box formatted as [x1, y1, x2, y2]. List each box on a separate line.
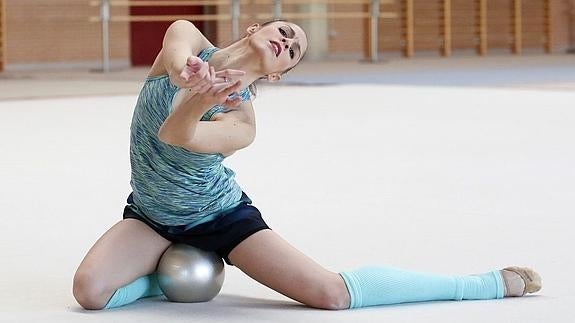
[157, 244, 225, 303]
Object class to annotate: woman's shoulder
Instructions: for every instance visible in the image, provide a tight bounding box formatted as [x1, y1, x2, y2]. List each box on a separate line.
[147, 20, 213, 78]
[169, 20, 213, 52]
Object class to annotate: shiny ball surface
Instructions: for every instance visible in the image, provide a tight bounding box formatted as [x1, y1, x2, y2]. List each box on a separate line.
[157, 244, 225, 303]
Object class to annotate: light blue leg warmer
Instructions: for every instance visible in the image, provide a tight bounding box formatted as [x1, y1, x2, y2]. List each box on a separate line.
[340, 266, 504, 309]
[104, 273, 163, 309]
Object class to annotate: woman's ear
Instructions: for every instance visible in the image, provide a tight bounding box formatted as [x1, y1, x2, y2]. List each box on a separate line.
[266, 73, 282, 82]
[246, 23, 261, 35]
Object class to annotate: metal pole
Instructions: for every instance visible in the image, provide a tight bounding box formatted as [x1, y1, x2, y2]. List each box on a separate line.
[231, 0, 240, 40]
[273, 0, 282, 20]
[101, 0, 111, 72]
[369, 0, 379, 62]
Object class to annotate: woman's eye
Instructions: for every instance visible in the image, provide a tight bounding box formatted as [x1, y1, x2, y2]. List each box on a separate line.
[279, 28, 287, 37]
[289, 48, 294, 59]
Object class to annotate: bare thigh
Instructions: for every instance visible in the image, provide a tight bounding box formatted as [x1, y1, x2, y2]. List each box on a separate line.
[73, 219, 171, 309]
[228, 229, 350, 310]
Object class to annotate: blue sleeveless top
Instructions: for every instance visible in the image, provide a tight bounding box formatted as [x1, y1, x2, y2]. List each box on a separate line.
[128, 47, 252, 226]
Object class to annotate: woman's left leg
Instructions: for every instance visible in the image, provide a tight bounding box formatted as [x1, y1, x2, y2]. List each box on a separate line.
[228, 229, 351, 310]
[228, 229, 537, 310]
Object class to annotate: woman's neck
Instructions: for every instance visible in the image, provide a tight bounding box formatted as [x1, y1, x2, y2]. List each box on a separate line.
[208, 38, 263, 86]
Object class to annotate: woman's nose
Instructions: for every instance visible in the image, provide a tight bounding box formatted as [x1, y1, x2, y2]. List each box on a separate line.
[281, 38, 292, 49]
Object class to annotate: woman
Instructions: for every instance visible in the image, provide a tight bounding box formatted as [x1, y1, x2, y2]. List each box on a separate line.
[72, 20, 541, 311]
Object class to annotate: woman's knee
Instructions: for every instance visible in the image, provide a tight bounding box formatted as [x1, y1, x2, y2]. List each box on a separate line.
[307, 275, 350, 310]
[73, 268, 112, 310]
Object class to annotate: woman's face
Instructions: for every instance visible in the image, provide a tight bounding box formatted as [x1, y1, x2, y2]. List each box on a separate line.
[248, 21, 308, 80]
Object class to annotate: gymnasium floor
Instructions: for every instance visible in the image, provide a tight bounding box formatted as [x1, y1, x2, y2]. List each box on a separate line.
[1, 54, 574, 322]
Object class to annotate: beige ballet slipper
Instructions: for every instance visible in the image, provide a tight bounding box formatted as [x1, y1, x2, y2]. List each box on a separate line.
[503, 266, 542, 296]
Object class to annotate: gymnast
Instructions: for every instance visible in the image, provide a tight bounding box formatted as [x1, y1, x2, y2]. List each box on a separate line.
[72, 19, 541, 310]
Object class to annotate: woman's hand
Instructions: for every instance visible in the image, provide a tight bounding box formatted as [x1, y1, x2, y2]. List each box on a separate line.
[170, 56, 209, 90]
[173, 56, 245, 94]
[181, 68, 244, 110]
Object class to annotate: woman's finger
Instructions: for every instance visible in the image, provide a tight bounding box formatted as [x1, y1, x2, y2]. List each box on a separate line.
[215, 80, 242, 95]
[209, 82, 232, 94]
[223, 80, 243, 95]
[192, 62, 209, 81]
[213, 76, 231, 85]
[213, 67, 246, 85]
[214, 69, 246, 78]
[186, 56, 204, 72]
[196, 81, 212, 94]
[203, 63, 213, 79]
[223, 96, 243, 109]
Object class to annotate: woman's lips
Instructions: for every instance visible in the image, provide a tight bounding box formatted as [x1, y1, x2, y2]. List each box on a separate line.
[270, 40, 282, 57]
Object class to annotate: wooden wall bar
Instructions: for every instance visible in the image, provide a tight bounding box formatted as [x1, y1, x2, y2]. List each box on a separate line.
[442, 0, 452, 56]
[0, 0, 5, 71]
[513, 0, 522, 54]
[402, 0, 414, 57]
[394, 0, 555, 58]
[476, 0, 488, 55]
[544, 0, 552, 53]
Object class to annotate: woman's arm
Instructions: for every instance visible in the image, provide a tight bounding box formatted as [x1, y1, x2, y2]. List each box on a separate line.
[158, 80, 255, 154]
[181, 102, 256, 154]
[148, 20, 212, 87]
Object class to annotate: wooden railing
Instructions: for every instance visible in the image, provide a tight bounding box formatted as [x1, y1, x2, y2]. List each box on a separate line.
[89, 0, 397, 71]
[88, 0, 554, 72]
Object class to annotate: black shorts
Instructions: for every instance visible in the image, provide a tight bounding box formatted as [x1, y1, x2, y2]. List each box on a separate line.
[122, 193, 270, 265]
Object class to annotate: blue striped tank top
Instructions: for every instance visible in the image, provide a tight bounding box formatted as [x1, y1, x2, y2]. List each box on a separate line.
[128, 47, 252, 226]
